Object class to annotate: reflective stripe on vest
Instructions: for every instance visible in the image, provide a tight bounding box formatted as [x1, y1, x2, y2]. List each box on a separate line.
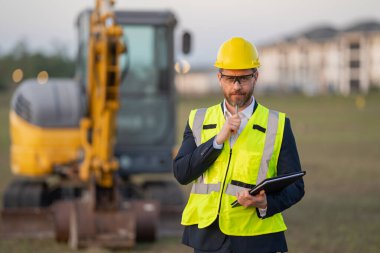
[224, 109, 279, 196]
[191, 107, 219, 193]
[193, 108, 207, 146]
[256, 110, 279, 184]
[191, 182, 221, 194]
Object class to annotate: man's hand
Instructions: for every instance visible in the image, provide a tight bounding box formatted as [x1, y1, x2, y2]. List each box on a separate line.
[236, 190, 267, 209]
[215, 113, 241, 145]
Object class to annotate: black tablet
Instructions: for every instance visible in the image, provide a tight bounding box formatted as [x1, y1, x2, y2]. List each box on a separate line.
[231, 171, 306, 208]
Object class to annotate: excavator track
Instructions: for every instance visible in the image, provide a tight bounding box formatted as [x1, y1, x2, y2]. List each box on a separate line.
[0, 179, 54, 238]
[3, 180, 51, 208]
[0, 208, 54, 239]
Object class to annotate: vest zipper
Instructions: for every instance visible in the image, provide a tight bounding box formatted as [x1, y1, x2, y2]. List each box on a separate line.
[218, 148, 232, 214]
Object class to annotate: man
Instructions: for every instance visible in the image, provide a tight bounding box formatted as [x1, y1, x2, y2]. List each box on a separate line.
[173, 37, 305, 253]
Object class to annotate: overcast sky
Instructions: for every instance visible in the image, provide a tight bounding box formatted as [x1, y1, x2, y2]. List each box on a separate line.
[1, 0, 380, 66]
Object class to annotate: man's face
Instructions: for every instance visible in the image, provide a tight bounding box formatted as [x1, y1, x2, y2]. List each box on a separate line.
[217, 69, 258, 108]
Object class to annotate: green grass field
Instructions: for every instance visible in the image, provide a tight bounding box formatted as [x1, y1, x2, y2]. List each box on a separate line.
[1, 89, 380, 253]
[0, 88, 12, 198]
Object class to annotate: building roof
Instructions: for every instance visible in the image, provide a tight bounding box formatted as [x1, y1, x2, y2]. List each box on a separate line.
[280, 20, 380, 44]
[302, 26, 338, 41]
[284, 25, 338, 42]
[344, 20, 380, 32]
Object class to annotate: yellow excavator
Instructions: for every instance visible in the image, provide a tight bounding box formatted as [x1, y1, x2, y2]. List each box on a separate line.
[1, 0, 190, 248]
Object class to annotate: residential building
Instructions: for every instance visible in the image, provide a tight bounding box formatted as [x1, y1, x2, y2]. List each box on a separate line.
[259, 20, 380, 95]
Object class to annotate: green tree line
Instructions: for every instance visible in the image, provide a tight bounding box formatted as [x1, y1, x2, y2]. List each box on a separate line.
[0, 41, 75, 89]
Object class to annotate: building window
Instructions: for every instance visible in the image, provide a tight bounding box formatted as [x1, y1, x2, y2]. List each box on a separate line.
[350, 80, 360, 91]
[349, 43, 360, 50]
[350, 60, 360, 68]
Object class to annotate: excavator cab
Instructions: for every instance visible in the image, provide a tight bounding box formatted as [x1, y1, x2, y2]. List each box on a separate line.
[77, 11, 177, 176]
[114, 11, 177, 176]
[76, 10, 185, 213]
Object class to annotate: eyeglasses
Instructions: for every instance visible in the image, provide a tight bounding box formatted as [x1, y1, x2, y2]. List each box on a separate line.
[219, 72, 256, 86]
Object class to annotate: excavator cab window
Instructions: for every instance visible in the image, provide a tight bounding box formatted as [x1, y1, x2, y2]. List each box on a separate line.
[120, 25, 169, 95]
[114, 16, 176, 175]
[76, 11, 172, 97]
[117, 24, 173, 146]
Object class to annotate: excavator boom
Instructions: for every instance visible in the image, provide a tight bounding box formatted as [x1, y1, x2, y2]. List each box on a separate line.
[80, 0, 123, 188]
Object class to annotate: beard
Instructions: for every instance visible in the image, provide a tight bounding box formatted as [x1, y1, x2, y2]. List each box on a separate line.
[224, 84, 254, 108]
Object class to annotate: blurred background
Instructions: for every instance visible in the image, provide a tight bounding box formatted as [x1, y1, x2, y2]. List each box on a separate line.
[0, 0, 380, 252]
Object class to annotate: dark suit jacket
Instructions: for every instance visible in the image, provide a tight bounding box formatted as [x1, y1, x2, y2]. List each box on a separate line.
[173, 102, 305, 253]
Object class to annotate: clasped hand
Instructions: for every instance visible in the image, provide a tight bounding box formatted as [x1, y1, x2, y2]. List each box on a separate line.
[236, 190, 267, 209]
[215, 113, 241, 145]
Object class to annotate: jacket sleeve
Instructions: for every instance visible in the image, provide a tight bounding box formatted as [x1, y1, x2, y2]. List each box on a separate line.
[261, 117, 305, 218]
[173, 121, 222, 185]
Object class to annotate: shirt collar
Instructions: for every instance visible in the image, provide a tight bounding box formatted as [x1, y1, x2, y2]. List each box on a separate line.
[223, 96, 255, 119]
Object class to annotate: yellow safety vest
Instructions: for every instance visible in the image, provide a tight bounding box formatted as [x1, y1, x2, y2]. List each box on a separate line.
[181, 103, 287, 236]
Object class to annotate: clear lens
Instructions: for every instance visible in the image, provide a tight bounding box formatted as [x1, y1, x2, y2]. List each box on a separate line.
[221, 73, 254, 85]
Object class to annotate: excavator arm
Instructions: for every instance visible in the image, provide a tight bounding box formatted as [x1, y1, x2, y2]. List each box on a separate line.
[79, 0, 125, 188]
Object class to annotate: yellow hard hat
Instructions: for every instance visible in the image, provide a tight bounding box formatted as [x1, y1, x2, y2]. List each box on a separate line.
[214, 37, 261, 69]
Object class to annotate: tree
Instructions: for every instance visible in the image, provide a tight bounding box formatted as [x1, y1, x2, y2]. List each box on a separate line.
[0, 40, 75, 90]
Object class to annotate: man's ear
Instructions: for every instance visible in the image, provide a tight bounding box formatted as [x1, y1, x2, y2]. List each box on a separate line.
[254, 71, 259, 82]
[217, 72, 222, 87]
